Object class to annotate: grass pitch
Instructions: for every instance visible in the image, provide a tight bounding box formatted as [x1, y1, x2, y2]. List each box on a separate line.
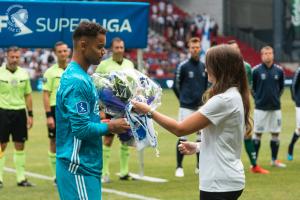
[0, 89, 299, 200]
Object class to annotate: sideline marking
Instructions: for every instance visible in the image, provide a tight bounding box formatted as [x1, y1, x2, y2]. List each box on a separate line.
[116, 172, 168, 183]
[5, 167, 53, 180]
[5, 167, 160, 200]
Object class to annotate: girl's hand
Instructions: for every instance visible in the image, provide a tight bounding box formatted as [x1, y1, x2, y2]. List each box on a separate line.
[178, 141, 198, 155]
[131, 100, 151, 114]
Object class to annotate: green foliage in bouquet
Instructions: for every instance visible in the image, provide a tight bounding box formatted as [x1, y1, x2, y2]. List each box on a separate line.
[111, 74, 137, 102]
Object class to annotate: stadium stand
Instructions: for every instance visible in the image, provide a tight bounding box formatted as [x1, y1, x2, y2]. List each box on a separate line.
[0, 0, 293, 85]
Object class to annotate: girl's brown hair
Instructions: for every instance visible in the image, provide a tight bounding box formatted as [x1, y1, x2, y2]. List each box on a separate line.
[203, 44, 252, 137]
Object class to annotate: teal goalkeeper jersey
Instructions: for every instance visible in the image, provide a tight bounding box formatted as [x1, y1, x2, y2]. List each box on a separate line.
[56, 61, 109, 178]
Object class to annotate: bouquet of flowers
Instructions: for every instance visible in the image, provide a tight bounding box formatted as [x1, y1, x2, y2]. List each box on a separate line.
[92, 69, 162, 151]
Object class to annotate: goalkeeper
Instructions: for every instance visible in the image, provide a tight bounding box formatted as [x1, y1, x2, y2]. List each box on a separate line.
[56, 22, 130, 200]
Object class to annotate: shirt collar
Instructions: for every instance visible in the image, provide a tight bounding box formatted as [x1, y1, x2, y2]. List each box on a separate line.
[262, 63, 274, 69]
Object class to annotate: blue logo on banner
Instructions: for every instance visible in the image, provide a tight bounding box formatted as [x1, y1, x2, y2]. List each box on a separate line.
[0, 1, 149, 48]
[76, 101, 88, 114]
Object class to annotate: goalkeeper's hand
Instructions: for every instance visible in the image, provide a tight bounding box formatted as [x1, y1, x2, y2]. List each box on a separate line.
[107, 118, 130, 134]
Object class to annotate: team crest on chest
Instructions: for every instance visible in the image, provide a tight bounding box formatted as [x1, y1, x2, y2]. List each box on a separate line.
[10, 79, 18, 86]
[261, 73, 266, 80]
[188, 71, 194, 78]
[274, 74, 279, 80]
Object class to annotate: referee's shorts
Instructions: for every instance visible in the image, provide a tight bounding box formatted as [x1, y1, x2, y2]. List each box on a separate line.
[47, 106, 56, 139]
[56, 159, 102, 200]
[103, 114, 114, 137]
[0, 108, 28, 143]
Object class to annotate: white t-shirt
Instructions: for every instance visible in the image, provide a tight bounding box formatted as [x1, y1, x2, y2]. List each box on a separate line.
[198, 87, 245, 192]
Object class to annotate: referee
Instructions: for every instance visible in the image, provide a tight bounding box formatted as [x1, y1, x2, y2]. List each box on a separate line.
[96, 37, 135, 183]
[0, 46, 34, 187]
[43, 41, 69, 184]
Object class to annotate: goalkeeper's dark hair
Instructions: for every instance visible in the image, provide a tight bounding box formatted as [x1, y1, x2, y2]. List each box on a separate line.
[203, 44, 252, 137]
[73, 21, 107, 44]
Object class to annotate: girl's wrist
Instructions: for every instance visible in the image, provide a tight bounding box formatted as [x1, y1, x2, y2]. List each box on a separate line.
[146, 107, 155, 118]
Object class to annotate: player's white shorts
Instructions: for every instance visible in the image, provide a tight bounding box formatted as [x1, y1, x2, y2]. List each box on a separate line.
[254, 109, 282, 133]
[295, 107, 300, 129]
[178, 107, 201, 140]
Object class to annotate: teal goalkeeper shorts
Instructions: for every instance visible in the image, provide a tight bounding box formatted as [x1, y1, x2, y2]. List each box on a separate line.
[56, 159, 102, 200]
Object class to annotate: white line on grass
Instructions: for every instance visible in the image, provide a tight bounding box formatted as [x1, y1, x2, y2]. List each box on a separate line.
[116, 173, 168, 183]
[102, 188, 159, 200]
[5, 167, 53, 180]
[4, 167, 160, 200]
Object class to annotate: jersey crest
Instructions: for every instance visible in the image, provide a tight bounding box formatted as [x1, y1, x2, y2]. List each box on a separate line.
[11, 79, 18, 86]
[188, 71, 194, 78]
[76, 101, 88, 114]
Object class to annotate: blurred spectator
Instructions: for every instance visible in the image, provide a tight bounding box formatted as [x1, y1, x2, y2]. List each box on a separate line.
[147, 0, 218, 79]
[0, 47, 66, 81]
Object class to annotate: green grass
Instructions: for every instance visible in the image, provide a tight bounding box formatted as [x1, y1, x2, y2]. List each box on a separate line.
[0, 88, 300, 200]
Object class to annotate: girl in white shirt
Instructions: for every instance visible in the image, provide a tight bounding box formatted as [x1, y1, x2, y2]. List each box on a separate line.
[132, 44, 252, 200]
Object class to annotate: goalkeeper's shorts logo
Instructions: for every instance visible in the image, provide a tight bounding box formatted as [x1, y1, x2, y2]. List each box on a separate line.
[76, 101, 88, 114]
